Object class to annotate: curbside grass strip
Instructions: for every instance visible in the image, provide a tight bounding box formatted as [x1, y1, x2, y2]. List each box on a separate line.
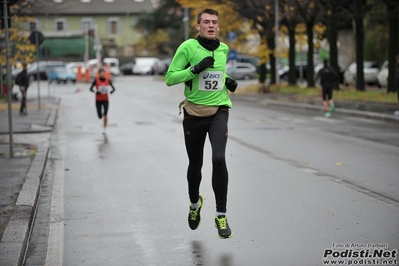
[235, 96, 399, 124]
[0, 146, 49, 266]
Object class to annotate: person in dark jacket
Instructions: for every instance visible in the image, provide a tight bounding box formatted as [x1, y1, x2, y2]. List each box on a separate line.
[316, 59, 338, 117]
[15, 63, 30, 115]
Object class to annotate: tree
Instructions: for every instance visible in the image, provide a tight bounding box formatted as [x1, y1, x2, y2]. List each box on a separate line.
[382, 0, 399, 93]
[318, 0, 352, 88]
[211, 0, 277, 87]
[337, 0, 372, 91]
[280, 0, 301, 85]
[135, 0, 186, 56]
[293, 0, 320, 87]
[0, 1, 36, 66]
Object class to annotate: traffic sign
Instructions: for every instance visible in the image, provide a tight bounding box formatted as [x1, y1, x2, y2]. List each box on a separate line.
[227, 32, 236, 42]
[29, 30, 45, 46]
[3, 0, 20, 5]
[228, 50, 237, 61]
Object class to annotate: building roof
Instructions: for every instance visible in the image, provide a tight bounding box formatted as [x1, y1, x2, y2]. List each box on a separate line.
[22, 0, 158, 15]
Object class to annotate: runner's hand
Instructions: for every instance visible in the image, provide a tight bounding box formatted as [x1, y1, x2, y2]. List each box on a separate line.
[96, 91, 101, 95]
[191, 56, 214, 74]
[225, 78, 237, 92]
[111, 90, 115, 94]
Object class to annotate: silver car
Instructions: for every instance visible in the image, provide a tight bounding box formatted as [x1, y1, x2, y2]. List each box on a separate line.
[226, 62, 257, 80]
[377, 60, 388, 87]
[343, 61, 379, 86]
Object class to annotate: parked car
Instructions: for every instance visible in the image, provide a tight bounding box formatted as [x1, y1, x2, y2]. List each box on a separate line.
[230, 54, 260, 73]
[377, 60, 388, 87]
[343, 61, 379, 86]
[47, 66, 77, 84]
[120, 62, 135, 75]
[226, 62, 257, 80]
[132, 57, 166, 75]
[103, 58, 120, 76]
[12, 61, 65, 81]
[66, 62, 86, 76]
[279, 61, 308, 82]
[88, 58, 120, 77]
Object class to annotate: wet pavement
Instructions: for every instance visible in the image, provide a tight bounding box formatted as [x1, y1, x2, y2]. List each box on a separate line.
[0, 79, 399, 266]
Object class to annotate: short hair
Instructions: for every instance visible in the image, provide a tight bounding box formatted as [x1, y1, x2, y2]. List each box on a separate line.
[98, 67, 105, 73]
[323, 59, 329, 65]
[197, 9, 219, 24]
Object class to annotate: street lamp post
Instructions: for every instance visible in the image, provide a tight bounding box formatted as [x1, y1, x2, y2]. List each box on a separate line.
[2, 0, 14, 157]
[183, 7, 189, 40]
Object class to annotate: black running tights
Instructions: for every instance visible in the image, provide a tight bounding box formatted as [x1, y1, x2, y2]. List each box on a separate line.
[183, 108, 229, 213]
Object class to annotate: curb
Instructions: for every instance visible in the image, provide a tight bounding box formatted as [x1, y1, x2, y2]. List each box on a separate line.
[0, 146, 50, 266]
[234, 95, 399, 123]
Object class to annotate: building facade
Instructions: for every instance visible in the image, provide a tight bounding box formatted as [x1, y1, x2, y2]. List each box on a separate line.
[18, 0, 158, 61]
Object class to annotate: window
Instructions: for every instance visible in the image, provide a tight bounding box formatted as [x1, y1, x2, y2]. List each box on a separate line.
[29, 22, 36, 31]
[54, 18, 67, 31]
[107, 18, 120, 36]
[27, 19, 40, 31]
[81, 18, 94, 31]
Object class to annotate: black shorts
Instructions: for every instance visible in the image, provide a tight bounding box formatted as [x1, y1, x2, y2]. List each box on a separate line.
[322, 87, 333, 101]
[96, 100, 109, 118]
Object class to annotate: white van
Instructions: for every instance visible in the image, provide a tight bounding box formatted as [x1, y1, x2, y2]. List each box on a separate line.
[88, 58, 120, 77]
[104, 58, 120, 76]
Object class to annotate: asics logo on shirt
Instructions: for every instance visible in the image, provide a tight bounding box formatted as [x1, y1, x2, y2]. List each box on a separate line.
[203, 73, 221, 79]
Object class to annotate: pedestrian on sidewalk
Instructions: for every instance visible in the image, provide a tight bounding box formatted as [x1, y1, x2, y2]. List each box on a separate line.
[165, 8, 237, 239]
[89, 68, 115, 134]
[316, 59, 338, 117]
[15, 63, 30, 115]
[394, 55, 399, 116]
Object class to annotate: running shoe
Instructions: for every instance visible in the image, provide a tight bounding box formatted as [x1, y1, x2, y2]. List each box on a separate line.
[330, 104, 336, 112]
[215, 215, 233, 239]
[188, 194, 204, 230]
[324, 112, 331, 118]
[102, 127, 106, 135]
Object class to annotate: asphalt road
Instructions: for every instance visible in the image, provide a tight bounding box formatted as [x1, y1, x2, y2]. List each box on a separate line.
[24, 76, 399, 266]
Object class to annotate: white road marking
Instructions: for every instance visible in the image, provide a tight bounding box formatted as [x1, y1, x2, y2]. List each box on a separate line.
[313, 116, 344, 123]
[45, 145, 65, 266]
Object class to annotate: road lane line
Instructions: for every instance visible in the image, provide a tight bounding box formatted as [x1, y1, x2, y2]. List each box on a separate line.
[45, 145, 65, 266]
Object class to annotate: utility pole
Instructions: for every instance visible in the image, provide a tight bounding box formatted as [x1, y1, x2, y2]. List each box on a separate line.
[183, 7, 189, 40]
[2, 0, 14, 157]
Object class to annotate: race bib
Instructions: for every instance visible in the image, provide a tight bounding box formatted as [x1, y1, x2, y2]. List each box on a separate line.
[98, 85, 108, 94]
[198, 71, 223, 91]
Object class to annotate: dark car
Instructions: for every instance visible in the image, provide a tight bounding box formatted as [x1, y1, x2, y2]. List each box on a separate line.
[279, 61, 308, 82]
[120, 62, 134, 75]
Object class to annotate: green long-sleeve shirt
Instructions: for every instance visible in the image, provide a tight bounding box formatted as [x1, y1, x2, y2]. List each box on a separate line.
[165, 39, 232, 108]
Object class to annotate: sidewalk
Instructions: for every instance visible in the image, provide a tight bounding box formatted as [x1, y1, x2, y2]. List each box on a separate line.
[0, 96, 58, 266]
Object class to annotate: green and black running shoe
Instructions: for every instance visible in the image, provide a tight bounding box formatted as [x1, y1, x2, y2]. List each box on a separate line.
[215, 215, 233, 239]
[188, 195, 204, 230]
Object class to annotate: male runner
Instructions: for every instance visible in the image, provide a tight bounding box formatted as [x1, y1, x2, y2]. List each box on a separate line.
[316, 59, 338, 117]
[89, 68, 115, 134]
[165, 8, 237, 239]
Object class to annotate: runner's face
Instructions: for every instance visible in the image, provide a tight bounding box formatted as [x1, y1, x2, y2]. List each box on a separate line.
[197, 13, 219, 40]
